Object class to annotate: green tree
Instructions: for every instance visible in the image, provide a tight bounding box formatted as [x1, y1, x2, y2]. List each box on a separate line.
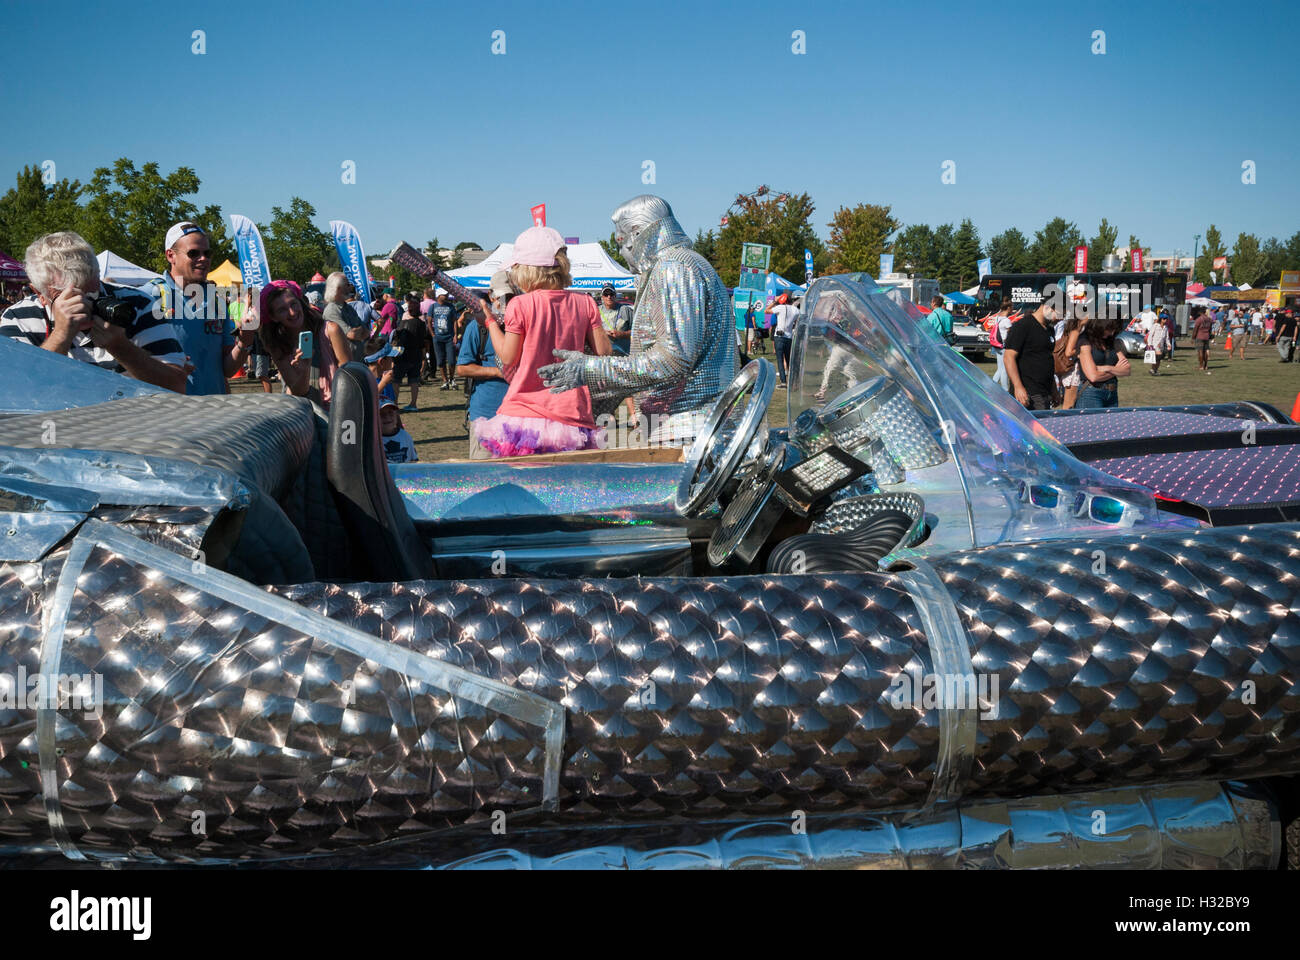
[951, 218, 982, 290]
[1229, 233, 1267, 287]
[454, 241, 482, 251]
[599, 231, 629, 269]
[826, 202, 900, 274]
[1028, 217, 1085, 272]
[931, 223, 957, 290]
[1194, 225, 1226, 284]
[714, 191, 829, 284]
[1087, 218, 1118, 271]
[1260, 236, 1288, 285]
[260, 197, 336, 285]
[891, 224, 936, 278]
[692, 228, 717, 269]
[0, 164, 84, 259]
[985, 228, 1032, 274]
[78, 159, 213, 271]
[1284, 231, 1300, 270]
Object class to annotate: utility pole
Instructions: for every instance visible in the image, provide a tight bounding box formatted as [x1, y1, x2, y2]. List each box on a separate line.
[1193, 234, 1201, 281]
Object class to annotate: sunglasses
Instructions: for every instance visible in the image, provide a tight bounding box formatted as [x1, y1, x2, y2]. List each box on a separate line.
[1017, 482, 1138, 526]
[183, 249, 211, 261]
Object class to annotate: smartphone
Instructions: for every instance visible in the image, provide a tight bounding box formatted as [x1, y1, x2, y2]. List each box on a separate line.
[298, 331, 313, 357]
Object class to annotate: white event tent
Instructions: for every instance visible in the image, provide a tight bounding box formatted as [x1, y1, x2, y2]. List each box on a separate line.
[443, 242, 636, 292]
[97, 250, 161, 288]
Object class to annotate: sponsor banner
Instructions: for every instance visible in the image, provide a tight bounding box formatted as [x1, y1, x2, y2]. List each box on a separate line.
[228, 214, 271, 291]
[805, 248, 814, 284]
[329, 220, 373, 304]
[880, 253, 894, 277]
[1131, 248, 1144, 272]
[739, 242, 772, 292]
[977, 257, 991, 280]
[1074, 245, 1088, 274]
[531, 204, 546, 227]
[1279, 270, 1300, 292]
[733, 289, 763, 331]
[564, 236, 579, 245]
[1213, 256, 1228, 270]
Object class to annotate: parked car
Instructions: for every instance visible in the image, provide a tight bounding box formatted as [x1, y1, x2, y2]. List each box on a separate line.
[952, 318, 989, 358]
[1117, 329, 1146, 357]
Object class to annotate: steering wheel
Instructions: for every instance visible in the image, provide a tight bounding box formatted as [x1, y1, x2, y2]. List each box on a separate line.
[675, 359, 776, 517]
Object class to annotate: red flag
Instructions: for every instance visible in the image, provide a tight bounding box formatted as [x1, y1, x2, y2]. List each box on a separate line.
[1131, 248, 1144, 272]
[530, 204, 546, 227]
[1074, 245, 1088, 273]
[1213, 256, 1228, 270]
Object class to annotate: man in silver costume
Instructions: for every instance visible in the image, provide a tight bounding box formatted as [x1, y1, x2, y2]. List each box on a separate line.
[538, 195, 737, 444]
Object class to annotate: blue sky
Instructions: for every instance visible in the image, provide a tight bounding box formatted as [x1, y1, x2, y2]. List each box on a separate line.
[4, 0, 1297, 258]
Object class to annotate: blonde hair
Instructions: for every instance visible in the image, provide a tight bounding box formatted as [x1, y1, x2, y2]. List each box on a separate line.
[510, 248, 571, 292]
[25, 231, 98, 298]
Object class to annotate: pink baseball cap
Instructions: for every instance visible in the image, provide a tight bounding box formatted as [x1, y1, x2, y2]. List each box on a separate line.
[509, 226, 565, 267]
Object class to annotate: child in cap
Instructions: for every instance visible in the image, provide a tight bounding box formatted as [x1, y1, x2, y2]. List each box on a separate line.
[379, 398, 418, 463]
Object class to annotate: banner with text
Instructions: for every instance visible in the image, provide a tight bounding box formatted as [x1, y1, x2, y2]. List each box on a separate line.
[1131, 248, 1144, 272]
[879, 253, 894, 277]
[805, 249, 814, 284]
[1074, 245, 1088, 274]
[229, 214, 272, 292]
[329, 220, 374, 304]
[977, 257, 991, 280]
[531, 204, 547, 227]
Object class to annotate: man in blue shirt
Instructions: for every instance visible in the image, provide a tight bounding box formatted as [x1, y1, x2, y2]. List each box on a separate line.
[427, 291, 458, 390]
[925, 295, 955, 345]
[456, 279, 510, 460]
[141, 222, 252, 394]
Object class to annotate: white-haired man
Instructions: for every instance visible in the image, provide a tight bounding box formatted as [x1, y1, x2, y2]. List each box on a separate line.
[141, 221, 253, 395]
[0, 231, 188, 392]
[323, 271, 369, 362]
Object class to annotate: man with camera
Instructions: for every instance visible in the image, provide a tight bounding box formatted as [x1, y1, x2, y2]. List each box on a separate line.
[0, 231, 188, 392]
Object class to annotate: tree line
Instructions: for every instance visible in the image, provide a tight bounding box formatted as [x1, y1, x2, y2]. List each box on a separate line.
[0, 160, 479, 291]
[4, 161, 1297, 294]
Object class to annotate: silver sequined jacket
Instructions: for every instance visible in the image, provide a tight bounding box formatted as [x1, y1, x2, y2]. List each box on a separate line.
[576, 218, 737, 435]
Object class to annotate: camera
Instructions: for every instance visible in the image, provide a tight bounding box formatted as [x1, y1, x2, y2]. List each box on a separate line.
[92, 295, 136, 327]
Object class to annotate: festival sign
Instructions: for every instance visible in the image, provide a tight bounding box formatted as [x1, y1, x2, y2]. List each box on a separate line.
[1074, 245, 1088, 274]
[228, 214, 272, 292]
[1279, 270, 1300, 292]
[805, 248, 814, 284]
[1131, 248, 1144, 272]
[739, 242, 771, 292]
[329, 220, 373, 304]
[880, 253, 895, 277]
[531, 204, 547, 227]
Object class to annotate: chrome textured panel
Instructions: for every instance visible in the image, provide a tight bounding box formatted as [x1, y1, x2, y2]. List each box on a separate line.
[0, 522, 1298, 863]
[0, 334, 164, 414]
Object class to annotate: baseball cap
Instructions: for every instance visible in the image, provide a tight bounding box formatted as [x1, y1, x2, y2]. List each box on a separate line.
[365, 341, 404, 363]
[490, 270, 514, 300]
[379, 397, 399, 411]
[601, 285, 616, 297]
[508, 226, 565, 267]
[165, 221, 206, 249]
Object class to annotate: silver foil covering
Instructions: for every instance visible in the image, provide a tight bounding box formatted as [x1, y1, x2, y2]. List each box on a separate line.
[560, 197, 737, 443]
[2, 520, 1299, 863]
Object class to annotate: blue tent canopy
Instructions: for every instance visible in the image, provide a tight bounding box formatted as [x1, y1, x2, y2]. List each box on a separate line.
[944, 291, 977, 305]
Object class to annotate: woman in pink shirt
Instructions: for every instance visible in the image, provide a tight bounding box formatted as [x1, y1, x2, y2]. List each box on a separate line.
[474, 227, 612, 457]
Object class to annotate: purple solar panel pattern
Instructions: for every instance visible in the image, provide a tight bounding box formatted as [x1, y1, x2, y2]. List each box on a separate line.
[1093, 446, 1300, 507]
[1043, 410, 1285, 445]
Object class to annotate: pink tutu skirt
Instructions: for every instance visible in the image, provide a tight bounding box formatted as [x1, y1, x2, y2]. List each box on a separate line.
[473, 414, 604, 458]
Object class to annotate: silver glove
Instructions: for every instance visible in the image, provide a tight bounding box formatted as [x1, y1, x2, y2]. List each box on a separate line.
[538, 349, 588, 393]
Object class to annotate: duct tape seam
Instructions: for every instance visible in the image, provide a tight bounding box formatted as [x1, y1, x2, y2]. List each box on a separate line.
[893, 558, 977, 816]
[37, 520, 566, 860]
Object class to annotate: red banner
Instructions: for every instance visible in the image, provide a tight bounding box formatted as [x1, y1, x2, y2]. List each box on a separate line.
[1213, 255, 1228, 270]
[530, 204, 546, 227]
[1131, 248, 1144, 272]
[1074, 245, 1088, 273]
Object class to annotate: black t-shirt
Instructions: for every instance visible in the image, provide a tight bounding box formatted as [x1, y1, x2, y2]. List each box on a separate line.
[1279, 316, 1297, 339]
[1003, 314, 1055, 395]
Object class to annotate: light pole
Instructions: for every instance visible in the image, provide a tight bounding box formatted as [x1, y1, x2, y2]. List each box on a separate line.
[1193, 234, 1201, 281]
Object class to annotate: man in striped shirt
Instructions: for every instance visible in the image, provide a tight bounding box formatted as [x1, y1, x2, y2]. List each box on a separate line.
[0, 232, 187, 392]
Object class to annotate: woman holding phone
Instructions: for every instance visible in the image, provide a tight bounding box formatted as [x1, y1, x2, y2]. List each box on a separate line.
[258, 280, 348, 406]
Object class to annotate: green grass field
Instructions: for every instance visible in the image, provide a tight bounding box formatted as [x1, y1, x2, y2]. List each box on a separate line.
[231, 337, 1300, 461]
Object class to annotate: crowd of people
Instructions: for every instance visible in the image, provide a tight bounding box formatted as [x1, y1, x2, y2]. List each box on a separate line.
[0, 221, 649, 463]
[982, 296, 1299, 410]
